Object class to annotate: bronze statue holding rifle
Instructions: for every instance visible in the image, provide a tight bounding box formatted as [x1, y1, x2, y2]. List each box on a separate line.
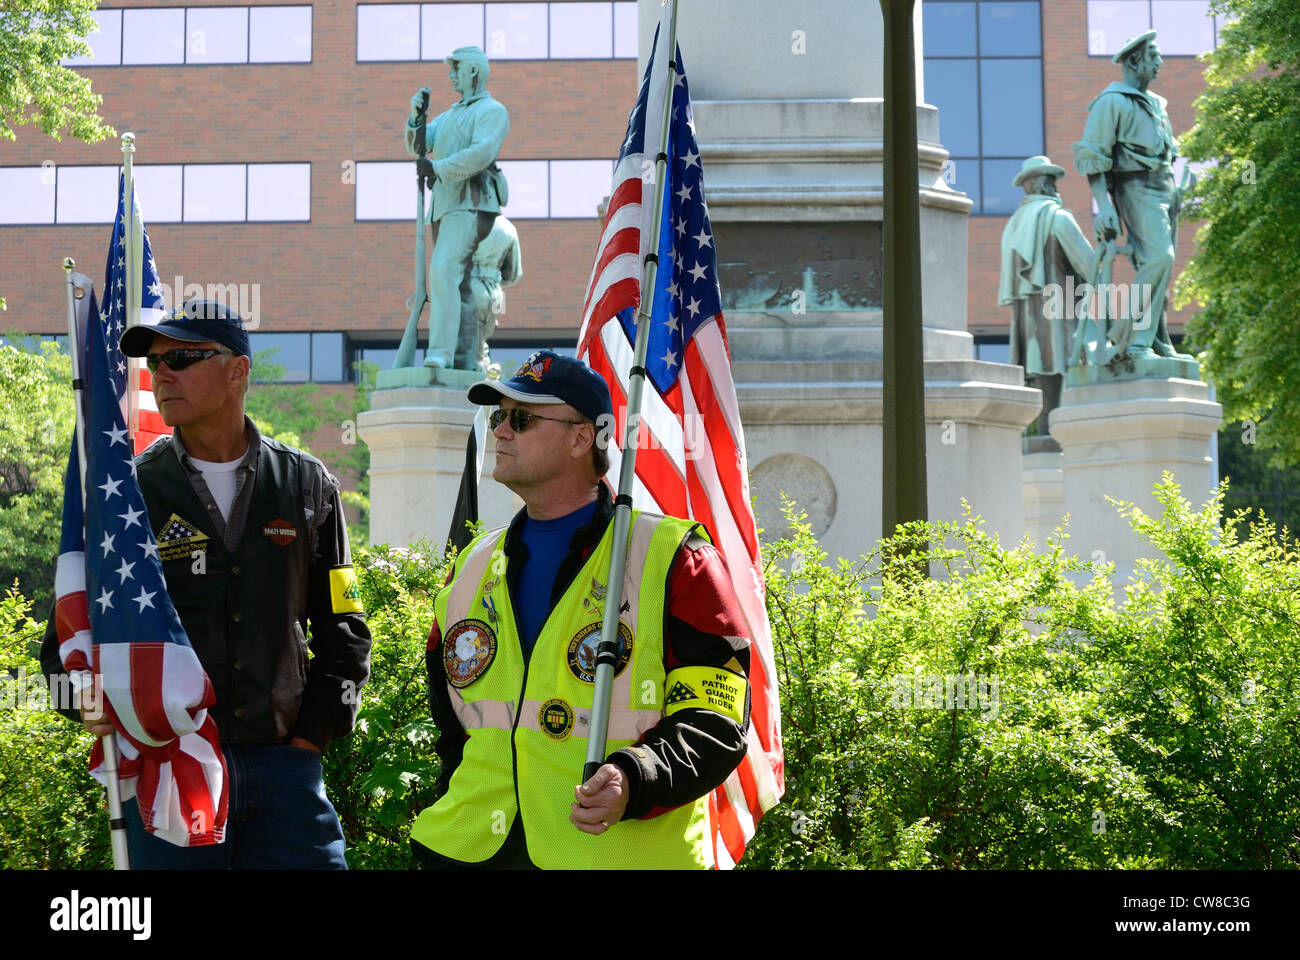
[397, 45, 510, 372]
[1072, 29, 1191, 362]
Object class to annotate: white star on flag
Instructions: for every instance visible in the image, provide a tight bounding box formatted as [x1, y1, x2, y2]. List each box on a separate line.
[96, 587, 114, 613]
[139, 540, 159, 561]
[104, 426, 128, 447]
[133, 587, 157, 612]
[115, 558, 136, 584]
[693, 229, 712, 249]
[687, 262, 708, 283]
[120, 505, 144, 529]
[98, 475, 123, 500]
[100, 531, 115, 557]
[682, 149, 700, 170]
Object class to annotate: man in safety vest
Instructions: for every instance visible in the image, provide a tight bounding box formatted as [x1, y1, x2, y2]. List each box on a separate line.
[410, 351, 751, 869]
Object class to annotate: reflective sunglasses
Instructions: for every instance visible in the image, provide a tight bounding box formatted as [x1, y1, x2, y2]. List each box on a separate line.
[489, 408, 586, 432]
[145, 348, 228, 373]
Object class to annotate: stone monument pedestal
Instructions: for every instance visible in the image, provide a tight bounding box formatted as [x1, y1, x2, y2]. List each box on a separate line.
[358, 368, 518, 548]
[1049, 376, 1222, 584]
[1021, 447, 1065, 548]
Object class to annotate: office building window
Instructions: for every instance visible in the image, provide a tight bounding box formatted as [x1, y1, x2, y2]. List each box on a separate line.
[62, 6, 312, 67]
[247, 164, 312, 221]
[54, 165, 119, 225]
[250, 6, 313, 62]
[922, 0, 1044, 215]
[1087, 0, 1221, 57]
[353, 159, 608, 220]
[0, 164, 310, 226]
[0, 169, 55, 224]
[61, 9, 123, 66]
[356, 2, 636, 61]
[186, 7, 250, 64]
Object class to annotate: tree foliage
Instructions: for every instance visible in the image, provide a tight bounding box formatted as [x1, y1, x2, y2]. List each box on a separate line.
[0, 341, 75, 611]
[1177, 0, 1300, 465]
[0, 0, 114, 143]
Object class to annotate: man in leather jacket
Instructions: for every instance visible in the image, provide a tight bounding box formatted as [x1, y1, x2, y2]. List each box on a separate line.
[41, 299, 371, 869]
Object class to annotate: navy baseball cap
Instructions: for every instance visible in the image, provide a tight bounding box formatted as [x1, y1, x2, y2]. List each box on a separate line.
[119, 299, 252, 359]
[467, 351, 612, 423]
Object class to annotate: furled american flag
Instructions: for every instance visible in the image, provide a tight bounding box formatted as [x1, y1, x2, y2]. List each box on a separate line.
[103, 171, 171, 455]
[577, 19, 785, 867]
[54, 275, 227, 848]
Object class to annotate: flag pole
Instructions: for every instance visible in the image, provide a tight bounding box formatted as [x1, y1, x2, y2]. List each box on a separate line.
[121, 132, 141, 441]
[64, 257, 131, 871]
[583, 0, 681, 784]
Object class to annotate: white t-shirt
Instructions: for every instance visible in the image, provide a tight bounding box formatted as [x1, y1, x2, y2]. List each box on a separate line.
[188, 455, 242, 523]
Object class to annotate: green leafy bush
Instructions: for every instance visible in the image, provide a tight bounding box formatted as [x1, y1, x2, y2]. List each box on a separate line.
[740, 478, 1300, 869]
[0, 588, 109, 869]
[323, 541, 449, 869]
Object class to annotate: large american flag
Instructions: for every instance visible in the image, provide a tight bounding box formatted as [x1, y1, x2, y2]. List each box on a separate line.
[577, 20, 784, 868]
[103, 171, 171, 455]
[54, 275, 227, 848]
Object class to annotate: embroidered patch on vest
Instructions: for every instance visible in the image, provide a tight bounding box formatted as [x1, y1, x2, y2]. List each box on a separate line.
[538, 697, 574, 741]
[329, 566, 364, 614]
[443, 619, 497, 688]
[262, 518, 298, 546]
[566, 621, 633, 684]
[157, 513, 208, 561]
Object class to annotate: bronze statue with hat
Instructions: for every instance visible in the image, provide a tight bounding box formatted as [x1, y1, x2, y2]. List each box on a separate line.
[998, 155, 1095, 448]
[396, 45, 511, 372]
[1072, 29, 1192, 363]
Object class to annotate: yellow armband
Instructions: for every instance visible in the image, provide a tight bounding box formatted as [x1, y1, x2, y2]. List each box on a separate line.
[663, 666, 747, 725]
[329, 566, 364, 614]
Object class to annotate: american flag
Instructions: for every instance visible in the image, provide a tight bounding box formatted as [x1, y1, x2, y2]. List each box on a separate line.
[103, 171, 171, 455]
[54, 276, 227, 848]
[577, 20, 785, 867]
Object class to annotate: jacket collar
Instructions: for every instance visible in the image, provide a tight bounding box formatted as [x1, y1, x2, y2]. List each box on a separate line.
[170, 415, 261, 473]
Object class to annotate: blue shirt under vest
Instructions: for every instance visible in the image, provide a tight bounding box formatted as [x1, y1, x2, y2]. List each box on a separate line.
[515, 499, 599, 659]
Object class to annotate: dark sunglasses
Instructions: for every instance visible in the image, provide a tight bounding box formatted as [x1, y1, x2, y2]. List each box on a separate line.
[489, 408, 586, 432]
[145, 348, 228, 373]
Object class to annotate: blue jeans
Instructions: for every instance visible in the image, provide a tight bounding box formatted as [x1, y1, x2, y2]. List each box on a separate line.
[123, 743, 348, 870]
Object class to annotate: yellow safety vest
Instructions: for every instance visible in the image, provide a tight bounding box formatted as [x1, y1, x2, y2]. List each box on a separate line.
[410, 509, 713, 869]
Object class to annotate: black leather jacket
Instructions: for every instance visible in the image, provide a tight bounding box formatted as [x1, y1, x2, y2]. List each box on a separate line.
[42, 425, 370, 751]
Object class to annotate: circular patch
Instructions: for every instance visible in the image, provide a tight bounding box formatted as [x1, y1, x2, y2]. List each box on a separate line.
[538, 697, 575, 741]
[567, 622, 634, 684]
[443, 619, 497, 688]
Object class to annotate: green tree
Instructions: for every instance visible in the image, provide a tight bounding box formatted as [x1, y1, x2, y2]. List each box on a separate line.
[0, 341, 75, 611]
[0, 0, 114, 143]
[1177, 0, 1300, 465]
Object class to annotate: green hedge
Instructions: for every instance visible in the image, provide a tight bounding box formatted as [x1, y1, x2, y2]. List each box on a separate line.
[4, 478, 1298, 869]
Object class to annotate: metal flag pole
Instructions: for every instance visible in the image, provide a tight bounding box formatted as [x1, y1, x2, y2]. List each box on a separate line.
[583, 0, 681, 784]
[394, 88, 432, 369]
[121, 132, 141, 441]
[63, 258, 131, 871]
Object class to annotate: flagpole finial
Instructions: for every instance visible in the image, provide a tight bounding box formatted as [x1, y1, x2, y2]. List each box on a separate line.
[121, 131, 136, 150]
[63, 257, 75, 273]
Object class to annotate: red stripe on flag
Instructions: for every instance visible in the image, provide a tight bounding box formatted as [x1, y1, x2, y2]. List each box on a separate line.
[684, 339, 759, 560]
[55, 591, 90, 645]
[579, 277, 639, 358]
[129, 644, 171, 742]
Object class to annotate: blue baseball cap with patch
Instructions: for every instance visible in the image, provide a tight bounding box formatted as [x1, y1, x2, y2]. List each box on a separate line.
[119, 299, 252, 359]
[467, 351, 612, 423]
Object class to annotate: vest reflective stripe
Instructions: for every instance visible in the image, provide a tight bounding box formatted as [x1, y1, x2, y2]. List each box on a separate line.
[412, 510, 710, 868]
[449, 686, 515, 731]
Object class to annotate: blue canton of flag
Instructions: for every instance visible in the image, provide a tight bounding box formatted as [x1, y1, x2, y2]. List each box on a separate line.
[102, 172, 167, 402]
[614, 47, 719, 395]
